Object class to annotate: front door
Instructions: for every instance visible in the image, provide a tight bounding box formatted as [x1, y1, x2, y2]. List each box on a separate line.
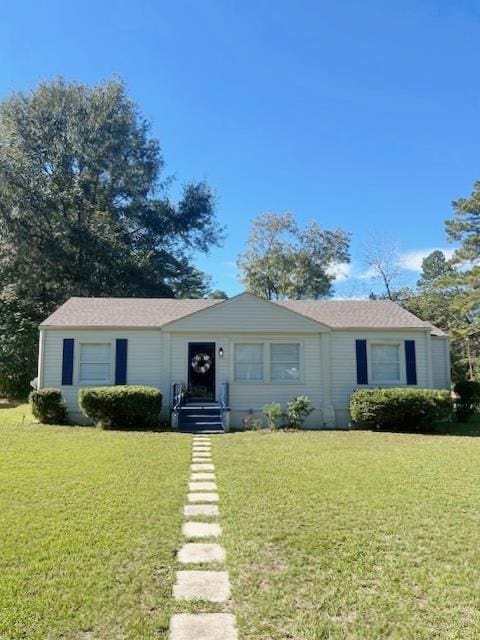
[188, 342, 216, 401]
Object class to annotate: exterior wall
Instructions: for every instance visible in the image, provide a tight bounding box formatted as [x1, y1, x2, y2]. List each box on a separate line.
[163, 292, 326, 334]
[330, 329, 435, 427]
[39, 321, 449, 429]
[431, 336, 451, 390]
[41, 328, 164, 423]
[169, 332, 326, 428]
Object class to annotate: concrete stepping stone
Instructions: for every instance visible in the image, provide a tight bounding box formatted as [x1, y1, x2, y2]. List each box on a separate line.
[177, 543, 226, 564]
[188, 492, 218, 503]
[191, 472, 215, 481]
[192, 447, 211, 452]
[173, 570, 230, 602]
[191, 463, 214, 471]
[189, 481, 217, 491]
[169, 613, 237, 640]
[182, 521, 222, 538]
[191, 451, 211, 458]
[193, 438, 211, 442]
[184, 504, 219, 517]
[191, 458, 212, 464]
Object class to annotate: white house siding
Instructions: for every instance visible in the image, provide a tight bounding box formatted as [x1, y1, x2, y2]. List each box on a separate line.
[330, 329, 435, 427]
[41, 328, 164, 422]
[162, 292, 326, 334]
[168, 332, 325, 428]
[431, 336, 450, 389]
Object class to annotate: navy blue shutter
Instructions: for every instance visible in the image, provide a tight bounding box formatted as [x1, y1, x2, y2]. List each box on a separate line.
[61, 338, 74, 385]
[115, 339, 128, 385]
[355, 339, 368, 384]
[405, 340, 417, 385]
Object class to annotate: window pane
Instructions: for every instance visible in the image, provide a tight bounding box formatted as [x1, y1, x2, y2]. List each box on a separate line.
[81, 343, 111, 363]
[372, 362, 400, 381]
[271, 362, 300, 381]
[271, 343, 299, 362]
[234, 362, 263, 380]
[371, 344, 399, 364]
[234, 344, 263, 363]
[79, 362, 110, 382]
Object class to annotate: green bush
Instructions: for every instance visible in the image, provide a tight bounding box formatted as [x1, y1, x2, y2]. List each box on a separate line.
[262, 402, 283, 429]
[30, 388, 68, 424]
[79, 385, 162, 429]
[350, 388, 452, 432]
[453, 380, 480, 423]
[286, 396, 314, 429]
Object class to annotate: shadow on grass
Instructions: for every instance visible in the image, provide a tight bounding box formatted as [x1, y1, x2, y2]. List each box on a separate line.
[0, 398, 27, 410]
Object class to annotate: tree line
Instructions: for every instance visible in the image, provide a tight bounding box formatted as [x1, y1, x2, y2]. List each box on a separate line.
[0, 77, 479, 396]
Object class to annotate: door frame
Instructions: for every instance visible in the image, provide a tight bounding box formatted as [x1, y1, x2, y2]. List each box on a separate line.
[187, 341, 216, 401]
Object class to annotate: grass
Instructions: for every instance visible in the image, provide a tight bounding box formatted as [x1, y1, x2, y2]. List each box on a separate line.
[0, 403, 192, 640]
[215, 430, 480, 640]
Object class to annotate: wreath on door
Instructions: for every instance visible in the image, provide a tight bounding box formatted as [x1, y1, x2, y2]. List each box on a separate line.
[191, 353, 212, 374]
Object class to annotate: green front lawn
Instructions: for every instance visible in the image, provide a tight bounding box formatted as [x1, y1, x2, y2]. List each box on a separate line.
[215, 431, 480, 639]
[0, 404, 190, 640]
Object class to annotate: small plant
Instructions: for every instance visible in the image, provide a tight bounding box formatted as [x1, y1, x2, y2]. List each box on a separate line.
[242, 414, 263, 431]
[454, 380, 480, 423]
[286, 396, 314, 429]
[79, 385, 162, 429]
[29, 388, 68, 424]
[262, 402, 283, 429]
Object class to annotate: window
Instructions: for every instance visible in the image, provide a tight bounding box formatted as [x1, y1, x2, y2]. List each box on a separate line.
[234, 344, 263, 381]
[270, 343, 300, 381]
[79, 343, 111, 382]
[371, 343, 400, 383]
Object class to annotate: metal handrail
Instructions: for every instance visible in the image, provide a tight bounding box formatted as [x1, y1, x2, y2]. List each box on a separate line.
[172, 382, 186, 413]
[219, 381, 229, 430]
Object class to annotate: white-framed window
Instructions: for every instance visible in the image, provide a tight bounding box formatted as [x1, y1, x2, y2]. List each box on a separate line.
[79, 343, 112, 383]
[234, 343, 264, 381]
[371, 343, 401, 383]
[270, 343, 300, 381]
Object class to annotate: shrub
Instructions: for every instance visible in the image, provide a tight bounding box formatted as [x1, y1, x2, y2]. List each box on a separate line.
[453, 380, 480, 423]
[286, 396, 314, 429]
[30, 388, 68, 424]
[262, 402, 283, 429]
[350, 388, 452, 432]
[79, 385, 162, 429]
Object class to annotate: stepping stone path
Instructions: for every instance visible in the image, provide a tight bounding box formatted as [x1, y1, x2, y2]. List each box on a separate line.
[169, 435, 238, 640]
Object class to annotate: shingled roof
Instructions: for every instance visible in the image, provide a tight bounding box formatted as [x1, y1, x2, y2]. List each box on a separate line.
[41, 294, 445, 336]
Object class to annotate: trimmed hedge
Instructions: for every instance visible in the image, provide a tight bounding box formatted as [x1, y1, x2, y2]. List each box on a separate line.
[350, 388, 452, 432]
[30, 388, 68, 424]
[454, 380, 480, 423]
[79, 385, 162, 429]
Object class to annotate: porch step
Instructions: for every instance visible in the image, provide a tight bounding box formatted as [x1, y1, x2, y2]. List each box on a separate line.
[178, 402, 224, 433]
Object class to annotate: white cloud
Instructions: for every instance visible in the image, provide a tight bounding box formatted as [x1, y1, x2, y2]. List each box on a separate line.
[326, 262, 352, 282]
[397, 248, 455, 272]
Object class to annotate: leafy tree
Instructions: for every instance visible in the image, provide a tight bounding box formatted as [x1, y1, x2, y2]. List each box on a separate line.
[0, 296, 38, 397]
[404, 250, 479, 380]
[237, 212, 350, 299]
[443, 181, 480, 378]
[207, 289, 228, 299]
[416, 250, 454, 289]
[0, 77, 222, 320]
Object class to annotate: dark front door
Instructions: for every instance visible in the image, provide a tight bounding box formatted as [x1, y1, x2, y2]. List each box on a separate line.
[188, 342, 216, 401]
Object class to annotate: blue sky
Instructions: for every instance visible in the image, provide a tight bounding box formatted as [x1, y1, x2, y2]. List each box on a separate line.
[1, 0, 479, 297]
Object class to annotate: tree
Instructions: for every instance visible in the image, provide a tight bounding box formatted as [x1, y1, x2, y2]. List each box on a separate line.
[0, 77, 222, 321]
[442, 181, 480, 379]
[237, 212, 350, 299]
[362, 234, 402, 300]
[207, 289, 228, 299]
[0, 296, 38, 397]
[404, 250, 479, 381]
